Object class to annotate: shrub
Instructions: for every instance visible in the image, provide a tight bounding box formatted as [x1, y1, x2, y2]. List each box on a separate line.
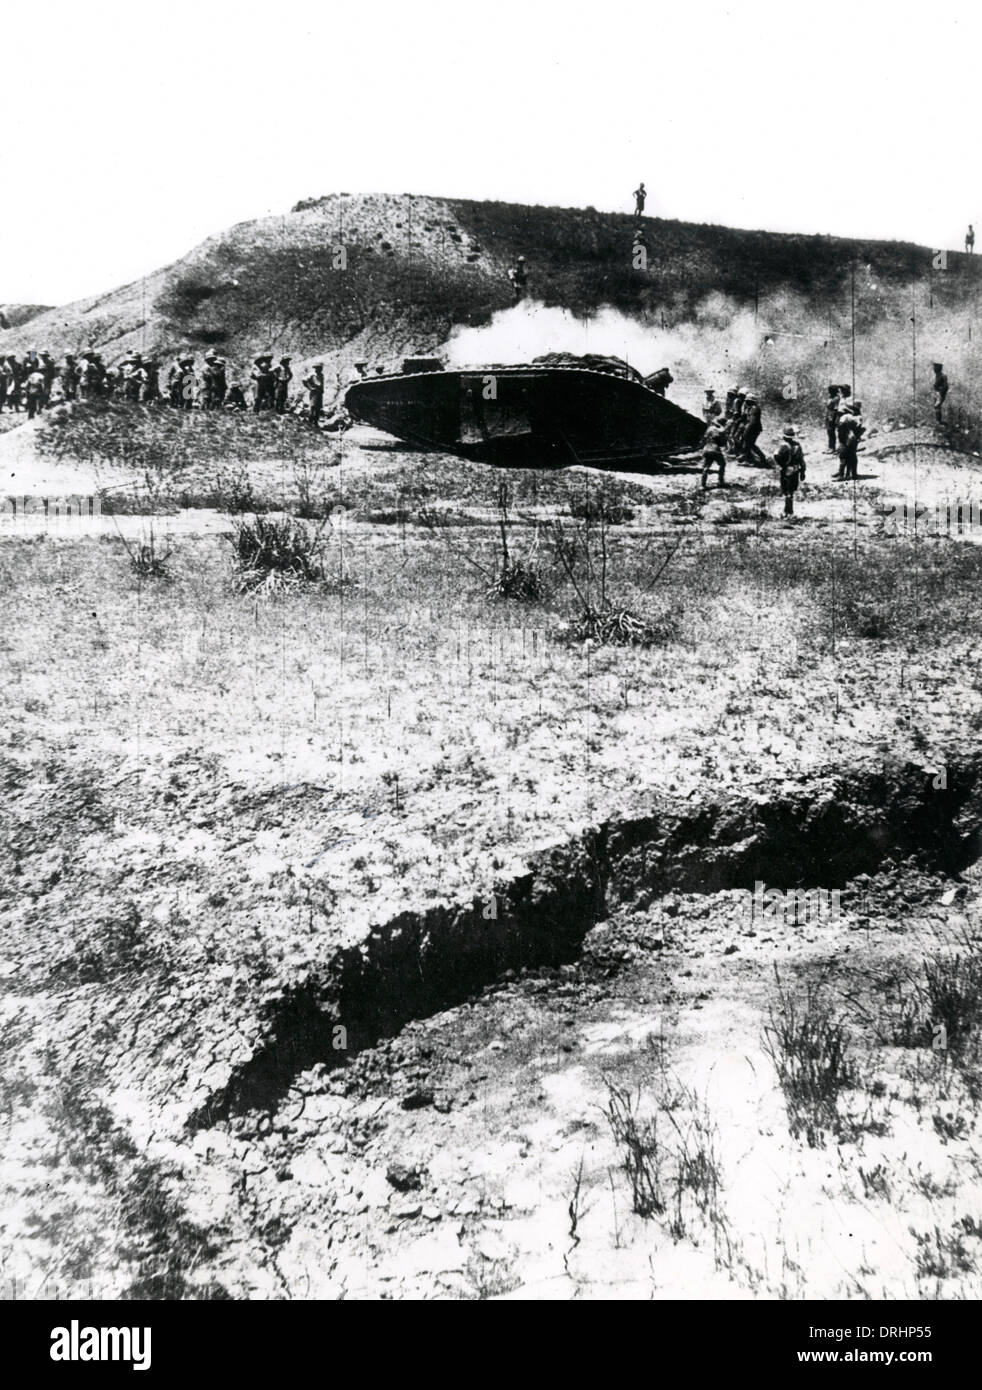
[763, 972, 856, 1146]
[228, 515, 327, 592]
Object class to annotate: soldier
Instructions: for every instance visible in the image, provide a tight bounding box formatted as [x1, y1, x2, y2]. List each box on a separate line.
[211, 356, 227, 408]
[123, 354, 143, 403]
[932, 362, 948, 423]
[825, 385, 840, 452]
[251, 354, 275, 412]
[142, 357, 161, 404]
[723, 385, 739, 432]
[835, 402, 863, 480]
[633, 181, 647, 216]
[77, 353, 96, 401]
[104, 362, 121, 401]
[774, 425, 806, 517]
[39, 352, 57, 405]
[727, 386, 747, 452]
[702, 388, 723, 423]
[700, 418, 728, 490]
[61, 354, 78, 401]
[740, 392, 766, 465]
[274, 356, 293, 413]
[163, 355, 182, 407]
[24, 365, 46, 419]
[8, 356, 24, 411]
[179, 356, 197, 410]
[507, 256, 528, 302]
[303, 362, 325, 428]
[200, 353, 219, 410]
[647, 367, 673, 397]
[967, 225, 975, 254]
[225, 380, 247, 411]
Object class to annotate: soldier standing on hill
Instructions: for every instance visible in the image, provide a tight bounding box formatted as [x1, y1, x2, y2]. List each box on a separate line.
[967, 225, 975, 254]
[774, 425, 806, 517]
[932, 362, 948, 423]
[700, 419, 728, 490]
[633, 182, 647, 216]
[824, 385, 840, 452]
[303, 362, 324, 428]
[274, 356, 293, 413]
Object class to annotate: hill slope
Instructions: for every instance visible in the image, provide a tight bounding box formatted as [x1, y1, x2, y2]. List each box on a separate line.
[0, 303, 52, 331]
[1, 193, 979, 414]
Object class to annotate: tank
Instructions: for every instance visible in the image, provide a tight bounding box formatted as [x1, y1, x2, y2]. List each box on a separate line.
[344, 353, 706, 470]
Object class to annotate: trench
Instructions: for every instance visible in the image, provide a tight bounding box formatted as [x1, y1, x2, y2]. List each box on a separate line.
[190, 757, 982, 1127]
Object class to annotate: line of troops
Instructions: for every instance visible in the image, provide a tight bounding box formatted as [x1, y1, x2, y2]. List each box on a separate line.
[0, 349, 380, 428]
[698, 383, 867, 514]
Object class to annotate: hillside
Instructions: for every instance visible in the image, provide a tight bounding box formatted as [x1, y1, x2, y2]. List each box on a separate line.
[0, 302, 52, 331]
[2, 194, 980, 416]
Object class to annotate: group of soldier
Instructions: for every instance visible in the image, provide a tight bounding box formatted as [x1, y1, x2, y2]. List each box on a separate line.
[697, 385, 767, 486]
[0, 347, 369, 429]
[697, 381, 869, 516]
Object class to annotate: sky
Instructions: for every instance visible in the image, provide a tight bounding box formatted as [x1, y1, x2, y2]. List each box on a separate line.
[1, 0, 979, 306]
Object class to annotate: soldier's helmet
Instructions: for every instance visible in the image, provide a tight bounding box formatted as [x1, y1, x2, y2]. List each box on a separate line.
[705, 388, 715, 395]
[932, 362, 943, 371]
[783, 425, 797, 439]
[828, 384, 839, 395]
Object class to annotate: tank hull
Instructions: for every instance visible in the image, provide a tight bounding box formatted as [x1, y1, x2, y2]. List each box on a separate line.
[344, 365, 705, 469]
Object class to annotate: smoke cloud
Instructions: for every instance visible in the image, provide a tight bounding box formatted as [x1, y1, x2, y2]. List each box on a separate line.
[443, 282, 982, 427]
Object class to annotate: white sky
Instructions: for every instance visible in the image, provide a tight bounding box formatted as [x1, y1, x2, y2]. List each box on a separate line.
[1, 0, 978, 305]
